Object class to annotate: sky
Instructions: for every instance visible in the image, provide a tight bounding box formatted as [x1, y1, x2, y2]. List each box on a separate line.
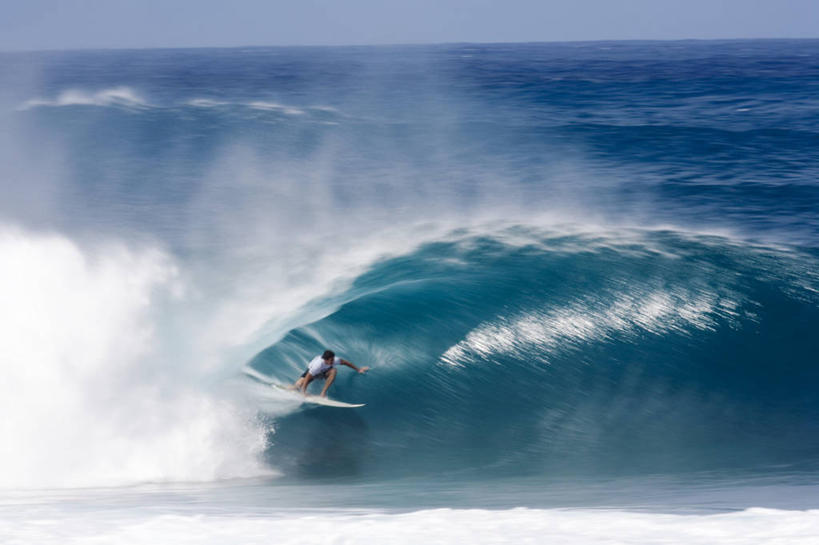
[2, 0, 818, 51]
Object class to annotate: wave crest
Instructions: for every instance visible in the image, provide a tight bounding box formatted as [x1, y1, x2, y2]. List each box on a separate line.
[19, 87, 149, 110]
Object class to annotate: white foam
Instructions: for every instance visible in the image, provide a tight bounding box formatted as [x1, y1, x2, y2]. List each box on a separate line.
[245, 101, 305, 115]
[19, 87, 150, 110]
[309, 105, 340, 113]
[0, 228, 270, 489]
[1, 506, 817, 545]
[442, 287, 738, 366]
[186, 98, 229, 108]
[183, 99, 339, 115]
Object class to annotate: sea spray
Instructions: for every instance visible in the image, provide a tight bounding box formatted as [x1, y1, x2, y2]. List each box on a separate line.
[0, 228, 268, 488]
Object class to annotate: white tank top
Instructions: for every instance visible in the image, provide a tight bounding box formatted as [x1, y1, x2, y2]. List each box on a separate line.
[307, 355, 340, 376]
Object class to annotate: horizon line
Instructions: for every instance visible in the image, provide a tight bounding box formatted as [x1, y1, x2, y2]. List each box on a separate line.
[3, 35, 819, 56]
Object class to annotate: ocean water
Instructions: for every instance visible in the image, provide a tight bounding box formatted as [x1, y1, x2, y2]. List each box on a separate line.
[2, 40, 819, 543]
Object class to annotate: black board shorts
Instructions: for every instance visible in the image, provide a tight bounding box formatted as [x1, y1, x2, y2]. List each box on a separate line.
[301, 368, 330, 379]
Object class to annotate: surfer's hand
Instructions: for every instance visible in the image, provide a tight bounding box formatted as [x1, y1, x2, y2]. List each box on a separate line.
[359, 366, 370, 374]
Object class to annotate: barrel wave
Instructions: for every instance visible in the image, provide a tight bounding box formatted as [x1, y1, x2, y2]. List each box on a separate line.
[248, 228, 819, 480]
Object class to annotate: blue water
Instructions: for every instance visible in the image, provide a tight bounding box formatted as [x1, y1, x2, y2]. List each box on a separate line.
[2, 40, 819, 542]
[5, 41, 819, 244]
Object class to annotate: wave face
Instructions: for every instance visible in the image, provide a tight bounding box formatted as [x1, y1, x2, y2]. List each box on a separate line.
[250, 229, 819, 479]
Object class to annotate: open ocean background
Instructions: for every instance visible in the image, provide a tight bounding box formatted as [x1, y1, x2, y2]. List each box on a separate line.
[1, 39, 819, 543]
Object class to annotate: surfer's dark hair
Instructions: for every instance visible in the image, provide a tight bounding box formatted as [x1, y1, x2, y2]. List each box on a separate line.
[322, 350, 335, 360]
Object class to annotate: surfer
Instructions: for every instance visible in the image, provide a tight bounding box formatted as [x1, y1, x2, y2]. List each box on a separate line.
[292, 350, 369, 397]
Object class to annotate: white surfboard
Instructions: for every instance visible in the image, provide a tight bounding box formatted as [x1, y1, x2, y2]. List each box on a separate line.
[272, 384, 365, 408]
[243, 368, 365, 407]
[302, 393, 365, 408]
[270, 382, 366, 409]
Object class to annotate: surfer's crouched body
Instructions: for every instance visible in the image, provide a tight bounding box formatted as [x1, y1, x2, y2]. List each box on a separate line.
[292, 350, 369, 397]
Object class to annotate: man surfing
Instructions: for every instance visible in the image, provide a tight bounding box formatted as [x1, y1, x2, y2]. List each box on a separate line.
[292, 350, 369, 397]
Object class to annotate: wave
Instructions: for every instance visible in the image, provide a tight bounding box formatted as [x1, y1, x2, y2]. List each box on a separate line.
[185, 98, 230, 108]
[5, 43, 819, 491]
[17, 90, 339, 117]
[18, 87, 150, 110]
[184, 97, 342, 117]
[245, 101, 306, 115]
[248, 227, 819, 480]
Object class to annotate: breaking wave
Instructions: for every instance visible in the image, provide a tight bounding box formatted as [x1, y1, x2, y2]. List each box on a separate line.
[248, 227, 819, 480]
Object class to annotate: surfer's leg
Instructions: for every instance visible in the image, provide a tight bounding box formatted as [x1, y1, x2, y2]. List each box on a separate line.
[299, 372, 315, 394]
[319, 367, 337, 397]
[291, 370, 309, 390]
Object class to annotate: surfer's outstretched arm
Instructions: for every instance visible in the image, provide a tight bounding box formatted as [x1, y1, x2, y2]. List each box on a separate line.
[340, 359, 370, 374]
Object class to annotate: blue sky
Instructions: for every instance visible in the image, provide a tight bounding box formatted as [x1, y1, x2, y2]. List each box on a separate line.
[2, 0, 818, 51]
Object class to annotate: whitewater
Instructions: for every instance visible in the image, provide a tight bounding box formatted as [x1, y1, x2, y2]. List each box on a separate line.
[1, 40, 819, 543]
